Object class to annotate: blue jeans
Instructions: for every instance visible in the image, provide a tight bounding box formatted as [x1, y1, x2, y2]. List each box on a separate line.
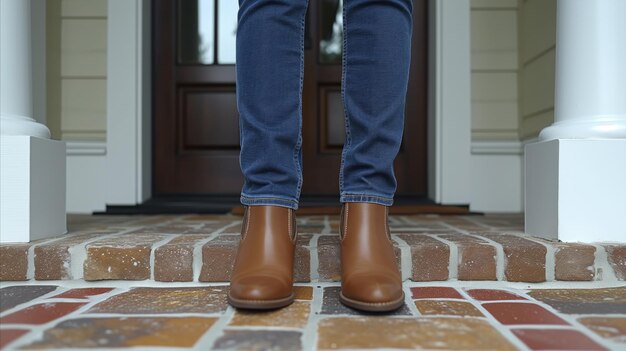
[237, 0, 413, 210]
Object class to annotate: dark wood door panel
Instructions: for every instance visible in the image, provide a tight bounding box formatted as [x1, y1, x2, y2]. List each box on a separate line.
[180, 86, 239, 150]
[153, 0, 428, 199]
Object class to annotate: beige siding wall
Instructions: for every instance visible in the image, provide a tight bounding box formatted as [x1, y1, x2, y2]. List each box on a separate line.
[518, 0, 557, 140]
[47, 0, 107, 141]
[470, 0, 519, 141]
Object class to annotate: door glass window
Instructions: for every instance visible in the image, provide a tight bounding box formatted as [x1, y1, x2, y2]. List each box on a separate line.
[217, 1, 238, 64]
[179, 1, 344, 65]
[319, 0, 343, 64]
[178, 0, 237, 65]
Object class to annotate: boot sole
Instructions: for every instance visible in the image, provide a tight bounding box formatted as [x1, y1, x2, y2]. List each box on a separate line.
[339, 290, 405, 312]
[227, 292, 295, 310]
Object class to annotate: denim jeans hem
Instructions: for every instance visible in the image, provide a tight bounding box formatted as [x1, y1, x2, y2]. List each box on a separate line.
[340, 193, 394, 206]
[240, 195, 299, 210]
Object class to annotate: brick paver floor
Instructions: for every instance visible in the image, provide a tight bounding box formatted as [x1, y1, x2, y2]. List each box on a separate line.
[1, 213, 625, 349]
[1, 282, 625, 350]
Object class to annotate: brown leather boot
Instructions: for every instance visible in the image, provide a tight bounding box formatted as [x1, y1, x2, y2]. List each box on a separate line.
[228, 204, 298, 309]
[339, 202, 405, 311]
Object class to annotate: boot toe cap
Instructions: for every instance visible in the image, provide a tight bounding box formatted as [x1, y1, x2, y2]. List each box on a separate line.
[342, 272, 403, 303]
[229, 274, 291, 301]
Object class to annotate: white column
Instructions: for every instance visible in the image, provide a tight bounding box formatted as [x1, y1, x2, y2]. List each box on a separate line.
[0, 0, 50, 138]
[540, 0, 626, 140]
[525, 0, 626, 242]
[1, 0, 66, 243]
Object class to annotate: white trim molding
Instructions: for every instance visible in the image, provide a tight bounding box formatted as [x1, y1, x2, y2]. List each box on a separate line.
[66, 141, 106, 156]
[428, 0, 472, 205]
[105, 0, 152, 206]
[471, 141, 523, 155]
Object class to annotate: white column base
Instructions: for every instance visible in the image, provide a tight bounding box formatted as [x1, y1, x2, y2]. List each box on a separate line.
[1, 136, 67, 243]
[525, 139, 626, 243]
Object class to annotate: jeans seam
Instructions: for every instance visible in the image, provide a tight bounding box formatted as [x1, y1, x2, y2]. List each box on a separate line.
[341, 193, 394, 201]
[293, 0, 309, 205]
[340, 193, 394, 206]
[241, 194, 299, 202]
[338, 1, 351, 196]
[240, 196, 299, 210]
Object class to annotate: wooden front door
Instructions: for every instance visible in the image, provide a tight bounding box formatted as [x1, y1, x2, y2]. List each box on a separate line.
[153, 0, 427, 202]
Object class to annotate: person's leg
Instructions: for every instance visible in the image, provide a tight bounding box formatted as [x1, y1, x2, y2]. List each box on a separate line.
[230, 0, 308, 311]
[338, 0, 413, 312]
[339, 0, 413, 206]
[236, 0, 309, 211]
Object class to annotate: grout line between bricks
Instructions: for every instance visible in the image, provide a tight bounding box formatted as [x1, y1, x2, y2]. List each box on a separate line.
[191, 303, 237, 350]
[403, 285, 422, 317]
[301, 285, 324, 351]
[309, 234, 321, 282]
[213, 325, 309, 331]
[444, 222, 507, 281]
[513, 234, 555, 282]
[321, 215, 331, 235]
[427, 233, 458, 280]
[589, 244, 622, 282]
[590, 243, 619, 282]
[391, 235, 412, 282]
[192, 220, 242, 283]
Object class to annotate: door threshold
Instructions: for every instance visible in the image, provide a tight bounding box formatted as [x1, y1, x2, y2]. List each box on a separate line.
[96, 195, 475, 215]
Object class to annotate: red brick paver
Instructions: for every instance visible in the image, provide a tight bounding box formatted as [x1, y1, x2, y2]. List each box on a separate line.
[604, 245, 626, 280]
[83, 232, 173, 280]
[0, 244, 30, 281]
[0, 302, 86, 325]
[437, 233, 497, 280]
[482, 302, 569, 325]
[52, 288, 114, 299]
[0, 329, 29, 349]
[411, 286, 464, 299]
[466, 289, 527, 301]
[479, 233, 547, 282]
[554, 243, 596, 281]
[512, 329, 608, 350]
[155, 234, 211, 282]
[398, 234, 450, 281]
